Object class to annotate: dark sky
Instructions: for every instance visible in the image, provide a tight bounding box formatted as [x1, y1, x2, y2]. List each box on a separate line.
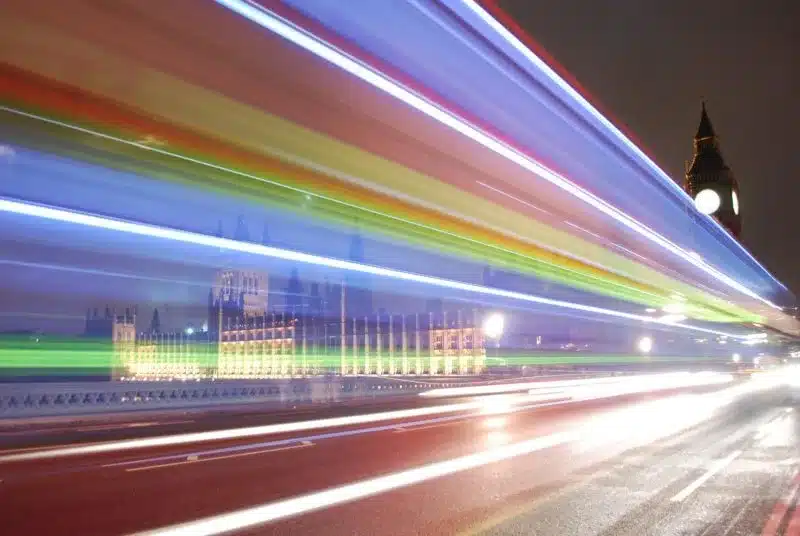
[499, 0, 800, 297]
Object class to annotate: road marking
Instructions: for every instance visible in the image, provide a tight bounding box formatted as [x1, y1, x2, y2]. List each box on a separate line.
[76, 422, 162, 432]
[393, 420, 466, 433]
[785, 497, 800, 536]
[670, 450, 742, 502]
[760, 470, 799, 536]
[126, 441, 314, 472]
[133, 432, 574, 535]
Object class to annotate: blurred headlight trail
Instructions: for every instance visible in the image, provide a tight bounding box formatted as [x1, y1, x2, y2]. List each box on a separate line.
[214, 0, 775, 309]
[134, 432, 575, 536]
[0, 197, 750, 340]
[420, 371, 731, 398]
[0, 396, 553, 463]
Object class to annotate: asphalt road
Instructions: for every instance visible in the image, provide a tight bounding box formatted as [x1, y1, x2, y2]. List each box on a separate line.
[0, 382, 796, 536]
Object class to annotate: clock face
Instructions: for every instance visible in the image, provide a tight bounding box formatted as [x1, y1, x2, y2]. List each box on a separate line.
[732, 190, 739, 215]
[695, 188, 721, 215]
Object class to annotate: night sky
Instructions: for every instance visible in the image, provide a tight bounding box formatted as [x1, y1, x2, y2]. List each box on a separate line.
[499, 0, 800, 297]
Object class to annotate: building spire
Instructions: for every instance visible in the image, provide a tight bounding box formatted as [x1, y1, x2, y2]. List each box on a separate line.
[261, 221, 271, 246]
[695, 100, 716, 140]
[150, 308, 161, 334]
[348, 219, 364, 263]
[234, 215, 250, 242]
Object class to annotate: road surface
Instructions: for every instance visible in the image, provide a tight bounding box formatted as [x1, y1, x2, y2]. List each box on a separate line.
[0, 380, 796, 535]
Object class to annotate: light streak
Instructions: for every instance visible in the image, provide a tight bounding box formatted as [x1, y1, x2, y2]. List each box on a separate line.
[458, 0, 785, 288]
[134, 432, 574, 535]
[422, 374, 626, 398]
[564, 220, 605, 241]
[420, 371, 730, 398]
[0, 399, 501, 463]
[215, 0, 778, 308]
[0, 372, 732, 464]
[476, 181, 550, 215]
[0, 197, 747, 339]
[0, 108, 670, 310]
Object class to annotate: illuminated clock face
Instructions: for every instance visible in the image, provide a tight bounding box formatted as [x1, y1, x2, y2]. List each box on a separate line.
[694, 188, 721, 215]
[732, 190, 739, 215]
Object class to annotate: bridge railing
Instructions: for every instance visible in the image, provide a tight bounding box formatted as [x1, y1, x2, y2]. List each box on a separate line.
[0, 369, 634, 418]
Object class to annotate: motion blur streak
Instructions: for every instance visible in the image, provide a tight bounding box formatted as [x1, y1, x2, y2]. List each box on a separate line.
[460, 0, 780, 281]
[0, 400, 489, 463]
[0, 372, 733, 464]
[0, 197, 745, 338]
[215, 0, 775, 308]
[419, 371, 731, 398]
[135, 432, 575, 536]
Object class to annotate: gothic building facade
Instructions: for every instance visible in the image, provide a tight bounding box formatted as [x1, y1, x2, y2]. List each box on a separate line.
[107, 218, 486, 379]
[685, 102, 742, 238]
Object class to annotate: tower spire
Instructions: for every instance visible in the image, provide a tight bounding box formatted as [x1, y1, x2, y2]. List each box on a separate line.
[261, 221, 271, 246]
[348, 221, 364, 263]
[234, 215, 250, 242]
[695, 100, 716, 141]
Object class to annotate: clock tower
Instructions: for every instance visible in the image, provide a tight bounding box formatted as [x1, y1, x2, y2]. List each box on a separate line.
[685, 102, 741, 238]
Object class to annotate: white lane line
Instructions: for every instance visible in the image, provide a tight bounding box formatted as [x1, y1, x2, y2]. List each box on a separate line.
[133, 431, 574, 535]
[670, 450, 742, 502]
[76, 422, 161, 432]
[393, 420, 467, 434]
[126, 441, 314, 472]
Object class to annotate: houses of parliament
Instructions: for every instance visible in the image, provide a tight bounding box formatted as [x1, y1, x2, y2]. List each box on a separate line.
[99, 217, 488, 380]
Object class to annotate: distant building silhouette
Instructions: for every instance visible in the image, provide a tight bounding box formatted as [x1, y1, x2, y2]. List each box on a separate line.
[149, 308, 161, 334]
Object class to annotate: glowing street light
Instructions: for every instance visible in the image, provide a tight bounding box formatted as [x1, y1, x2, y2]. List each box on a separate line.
[662, 303, 685, 314]
[637, 336, 653, 354]
[483, 313, 505, 340]
[732, 353, 741, 363]
[185, 326, 195, 336]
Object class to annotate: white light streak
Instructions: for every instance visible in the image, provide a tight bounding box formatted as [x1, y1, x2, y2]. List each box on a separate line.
[0, 399, 494, 463]
[459, 0, 784, 288]
[214, 0, 778, 308]
[420, 372, 728, 399]
[0, 197, 744, 338]
[134, 432, 574, 535]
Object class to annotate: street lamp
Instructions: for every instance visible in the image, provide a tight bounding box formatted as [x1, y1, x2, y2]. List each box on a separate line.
[637, 336, 653, 354]
[185, 326, 195, 336]
[483, 313, 505, 340]
[483, 313, 505, 364]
